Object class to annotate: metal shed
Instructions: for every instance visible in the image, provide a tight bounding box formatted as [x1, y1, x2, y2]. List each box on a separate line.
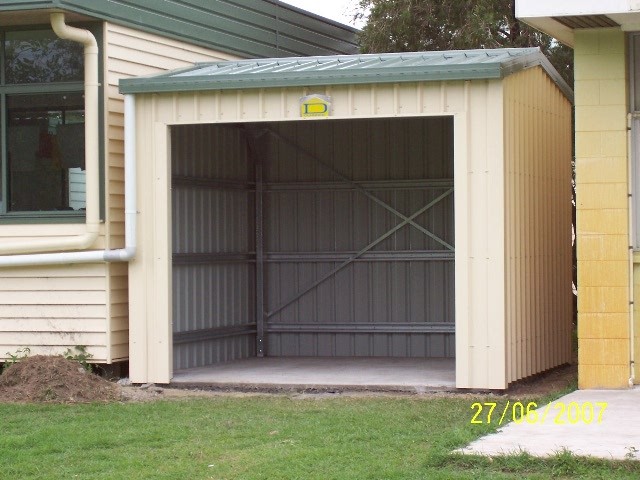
[120, 48, 574, 389]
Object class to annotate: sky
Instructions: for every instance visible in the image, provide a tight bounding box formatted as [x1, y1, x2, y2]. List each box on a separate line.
[279, 0, 366, 28]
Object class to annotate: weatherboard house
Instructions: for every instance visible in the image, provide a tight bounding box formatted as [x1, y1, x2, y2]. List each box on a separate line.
[0, 1, 574, 390]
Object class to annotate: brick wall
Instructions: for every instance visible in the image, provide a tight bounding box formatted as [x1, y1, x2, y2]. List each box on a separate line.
[574, 29, 631, 388]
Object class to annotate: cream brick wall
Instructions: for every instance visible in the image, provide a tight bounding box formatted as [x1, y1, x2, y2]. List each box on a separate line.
[574, 28, 631, 388]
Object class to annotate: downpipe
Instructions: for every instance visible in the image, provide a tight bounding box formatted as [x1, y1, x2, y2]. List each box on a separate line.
[0, 89, 137, 266]
[628, 113, 636, 387]
[0, 13, 101, 255]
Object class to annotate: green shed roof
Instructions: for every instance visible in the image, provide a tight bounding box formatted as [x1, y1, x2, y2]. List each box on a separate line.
[119, 48, 573, 101]
[0, 0, 358, 58]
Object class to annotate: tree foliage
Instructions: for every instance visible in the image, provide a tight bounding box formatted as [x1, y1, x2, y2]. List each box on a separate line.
[356, 0, 573, 85]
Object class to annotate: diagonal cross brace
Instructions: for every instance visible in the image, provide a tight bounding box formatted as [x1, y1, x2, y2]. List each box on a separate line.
[265, 128, 454, 251]
[266, 188, 454, 319]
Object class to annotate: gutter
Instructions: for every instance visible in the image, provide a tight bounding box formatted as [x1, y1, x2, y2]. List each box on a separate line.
[0, 14, 136, 266]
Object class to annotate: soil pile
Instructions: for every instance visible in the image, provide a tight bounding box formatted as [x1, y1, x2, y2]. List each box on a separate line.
[0, 355, 121, 403]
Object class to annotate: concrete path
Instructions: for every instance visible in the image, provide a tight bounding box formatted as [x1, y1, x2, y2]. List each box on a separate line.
[460, 388, 640, 460]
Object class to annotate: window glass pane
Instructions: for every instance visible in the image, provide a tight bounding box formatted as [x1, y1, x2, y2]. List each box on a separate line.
[7, 93, 85, 212]
[4, 30, 83, 84]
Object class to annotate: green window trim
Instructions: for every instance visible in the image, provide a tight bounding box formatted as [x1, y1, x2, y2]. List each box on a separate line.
[0, 212, 86, 224]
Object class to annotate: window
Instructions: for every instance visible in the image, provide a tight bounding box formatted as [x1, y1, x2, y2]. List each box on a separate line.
[0, 26, 92, 219]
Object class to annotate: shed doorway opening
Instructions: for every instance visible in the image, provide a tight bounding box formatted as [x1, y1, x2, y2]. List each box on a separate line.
[170, 116, 455, 387]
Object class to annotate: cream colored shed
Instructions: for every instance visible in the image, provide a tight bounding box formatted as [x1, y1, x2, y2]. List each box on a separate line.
[120, 48, 574, 389]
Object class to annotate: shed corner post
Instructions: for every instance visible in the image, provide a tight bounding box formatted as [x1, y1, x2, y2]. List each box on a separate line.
[129, 120, 173, 384]
[454, 111, 471, 388]
[152, 121, 173, 384]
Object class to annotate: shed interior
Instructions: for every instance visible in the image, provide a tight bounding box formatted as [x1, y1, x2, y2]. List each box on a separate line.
[170, 117, 455, 379]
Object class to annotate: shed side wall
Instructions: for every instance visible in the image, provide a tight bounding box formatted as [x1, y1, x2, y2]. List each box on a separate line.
[104, 22, 239, 362]
[503, 66, 574, 385]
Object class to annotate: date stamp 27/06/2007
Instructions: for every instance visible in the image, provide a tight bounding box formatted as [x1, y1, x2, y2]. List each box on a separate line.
[470, 401, 608, 426]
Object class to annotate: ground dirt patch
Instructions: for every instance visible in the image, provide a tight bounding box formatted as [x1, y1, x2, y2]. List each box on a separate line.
[0, 356, 578, 404]
[0, 355, 120, 404]
[505, 362, 577, 398]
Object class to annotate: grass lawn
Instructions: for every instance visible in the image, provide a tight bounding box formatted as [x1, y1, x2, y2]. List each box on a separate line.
[1, 393, 639, 480]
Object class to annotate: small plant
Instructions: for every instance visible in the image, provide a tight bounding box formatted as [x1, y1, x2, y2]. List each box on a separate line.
[2, 347, 30, 372]
[625, 446, 639, 460]
[63, 345, 94, 372]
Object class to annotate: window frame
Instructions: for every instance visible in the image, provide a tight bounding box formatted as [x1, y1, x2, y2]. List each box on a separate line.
[0, 22, 104, 224]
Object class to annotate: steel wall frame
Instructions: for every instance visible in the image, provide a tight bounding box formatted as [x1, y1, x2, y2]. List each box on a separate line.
[170, 118, 455, 365]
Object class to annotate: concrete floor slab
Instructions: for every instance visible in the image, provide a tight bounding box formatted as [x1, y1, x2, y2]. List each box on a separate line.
[460, 388, 640, 460]
[172, 357, 456, 392]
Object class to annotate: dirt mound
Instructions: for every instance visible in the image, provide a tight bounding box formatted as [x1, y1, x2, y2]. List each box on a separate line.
[0, 355, 121, 404]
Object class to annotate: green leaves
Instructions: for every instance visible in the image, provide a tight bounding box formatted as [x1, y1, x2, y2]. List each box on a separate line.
[357, 0, 573, 85]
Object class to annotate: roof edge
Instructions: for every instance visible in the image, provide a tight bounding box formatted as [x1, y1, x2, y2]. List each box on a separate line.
[119, 48, 573, 103]
[120, 64, 504, 94]
[500, 48, 574, 103]
[0, 0, 359, 58]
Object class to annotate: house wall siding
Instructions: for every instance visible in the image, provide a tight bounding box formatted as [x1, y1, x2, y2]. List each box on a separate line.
[574, 28, 632, 388]
[503, 67, 574, 385]
[0, 262, 111, 362]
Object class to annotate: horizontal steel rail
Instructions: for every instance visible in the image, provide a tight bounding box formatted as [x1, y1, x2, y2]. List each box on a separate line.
[172, 251, 454, 265]
[264, 251, 454, 262]
[264, 179, 454, 191]
[266, 322, 455, 334]
[172, 176, 454, 192]
[172, 253, 255, 265]
[172, 175, 255, 190]
[173, 324, 257, 344]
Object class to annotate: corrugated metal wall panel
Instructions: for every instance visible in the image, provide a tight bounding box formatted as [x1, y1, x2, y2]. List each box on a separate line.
[170, 117, 454, 366]
[503, 67, 573, 384]
[171, 124, 256, 370]
[174, 336, 255, 369]
[267, 333, 455, 357]
[262, 118, 455, 357]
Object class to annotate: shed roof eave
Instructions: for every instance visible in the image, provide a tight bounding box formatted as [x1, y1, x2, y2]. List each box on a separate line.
[119, 64, 507, 95]
[518, 17, 576, 47]
[119, 48, 573, 103]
